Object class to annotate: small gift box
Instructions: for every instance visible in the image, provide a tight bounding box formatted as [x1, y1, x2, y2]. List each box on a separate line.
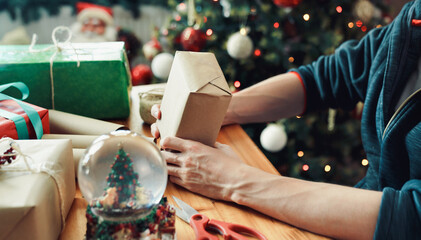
[157, 51, 232, 146]
[0, 40, 131, 119]
[0, 82, 49, 139]
[0, 138, 75, 240]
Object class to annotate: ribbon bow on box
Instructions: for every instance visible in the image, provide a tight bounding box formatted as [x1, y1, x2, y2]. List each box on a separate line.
[0, 82, 44, 139]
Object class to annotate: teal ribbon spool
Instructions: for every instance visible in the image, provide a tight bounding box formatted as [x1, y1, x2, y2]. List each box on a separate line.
[0, 82, 44, 139]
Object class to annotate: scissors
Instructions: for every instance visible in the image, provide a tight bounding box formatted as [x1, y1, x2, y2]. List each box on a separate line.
[172, 196, 267, 240]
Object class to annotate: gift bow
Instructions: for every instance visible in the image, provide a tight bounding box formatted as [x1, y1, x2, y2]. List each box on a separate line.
[0, 82, 44, 139]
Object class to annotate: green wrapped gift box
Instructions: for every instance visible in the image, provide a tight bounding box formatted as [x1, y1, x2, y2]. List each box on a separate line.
[0, 42, 131, 119]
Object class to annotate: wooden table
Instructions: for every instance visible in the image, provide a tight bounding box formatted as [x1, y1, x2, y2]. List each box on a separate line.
[59, 85, 329, 240]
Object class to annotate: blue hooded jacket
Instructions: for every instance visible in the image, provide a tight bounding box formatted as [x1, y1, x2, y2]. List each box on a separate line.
[293, 1, 421, 239]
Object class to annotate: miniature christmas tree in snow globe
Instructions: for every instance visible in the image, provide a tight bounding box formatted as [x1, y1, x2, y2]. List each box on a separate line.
[78, 130, 168, 222]
[93, 145, 153, 218]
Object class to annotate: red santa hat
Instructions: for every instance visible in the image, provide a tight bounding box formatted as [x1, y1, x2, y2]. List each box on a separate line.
[76, 2, 114, 26]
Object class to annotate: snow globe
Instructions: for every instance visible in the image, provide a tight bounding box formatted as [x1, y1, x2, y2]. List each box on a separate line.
[78, 130, 175, 239]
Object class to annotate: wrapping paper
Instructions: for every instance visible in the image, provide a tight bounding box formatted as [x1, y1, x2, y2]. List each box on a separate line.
[42, 134, 98, 176]
[49, 109, 124, 135]
[157, 51, 231, 146]
[0, 42, 131, 119]
[0, 139, 75, 240]
[0, 99, 49, 139]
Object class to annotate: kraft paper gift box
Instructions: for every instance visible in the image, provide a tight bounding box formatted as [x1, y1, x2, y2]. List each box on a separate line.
[0, 99, 50, 139]
[0, 42, 131, 119]
[157, 51, 232, 146]
[0, 139, 75, 240]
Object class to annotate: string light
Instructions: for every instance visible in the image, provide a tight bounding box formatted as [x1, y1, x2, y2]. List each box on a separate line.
[234, 81, 241, 88]
[175, 15, 181, 21]
[296, 115, 302, 119]
[273, 22, 280, 28]
[348, 22, 354, 28]
[361, 26, 367, 32]
[240, 28, 247, 35]
[288, 57, 295, 63]
[206, 29, 213, 36]
[303, 14, 310, 21]
[324, 165, 331, 172]
[376, 24, 383, 28]
[361, 159, 369, 166]
[297, 151, 304, 158]
[302, 164, 309, 171]
[336, 6, 342, 13]
[250, 7, 256, 14]
[356, 20, 363, 27]
[203, 16, 208, 23]
[254, 49, 261, 57]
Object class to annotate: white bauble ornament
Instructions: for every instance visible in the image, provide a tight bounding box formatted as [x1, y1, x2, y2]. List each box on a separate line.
[226, 32, 253, 59]
[151, 53, 174, 80]
[176, 2, 187, 14]
[260, 124, 288, 152]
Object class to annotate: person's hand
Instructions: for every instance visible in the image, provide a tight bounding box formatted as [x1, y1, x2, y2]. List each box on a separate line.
[150, 104, 161, 138]
[160, 136, 252, 201]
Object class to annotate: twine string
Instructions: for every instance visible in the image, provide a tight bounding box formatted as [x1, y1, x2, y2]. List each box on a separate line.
[28, 26, 80, 109]
[0, 137, 33, 172]
[0, 137, 67, 230]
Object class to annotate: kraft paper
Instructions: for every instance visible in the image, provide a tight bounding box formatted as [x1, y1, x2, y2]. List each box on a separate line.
[0, 139, 75, 240]
[157, 51, 232, 146]
[49, 109, 124, 135]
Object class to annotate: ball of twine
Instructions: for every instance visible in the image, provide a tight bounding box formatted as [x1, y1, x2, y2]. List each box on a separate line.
[139, 88, 164, 125]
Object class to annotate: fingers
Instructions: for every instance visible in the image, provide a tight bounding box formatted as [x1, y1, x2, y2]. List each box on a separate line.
[161, 150, 181, 166]
[169, 175, 183, 185]
[150, 104, 161, 138]
[151, 123, 160, 139]
[167, 164, 183, 176]
[151, 104, 161, 120]
[160, 136, 190, 152]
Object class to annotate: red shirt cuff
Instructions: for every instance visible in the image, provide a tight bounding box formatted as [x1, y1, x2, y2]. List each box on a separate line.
[289, 71, 307, 115]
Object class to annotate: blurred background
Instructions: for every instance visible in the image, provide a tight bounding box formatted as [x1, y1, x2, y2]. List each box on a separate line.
[0, 0, 410, 186]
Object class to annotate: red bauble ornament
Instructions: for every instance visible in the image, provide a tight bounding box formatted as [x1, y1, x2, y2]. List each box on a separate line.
[180, 27, 206, 52]
[273, 0, 302, 7]
[131, 64, 153, 86]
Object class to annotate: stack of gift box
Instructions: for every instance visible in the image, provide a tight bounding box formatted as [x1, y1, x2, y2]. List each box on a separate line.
[0, 41, 175, 240]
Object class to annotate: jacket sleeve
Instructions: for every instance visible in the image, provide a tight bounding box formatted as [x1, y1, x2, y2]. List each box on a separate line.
[292, 25, 390, 113]
[375, 180, 421, 239]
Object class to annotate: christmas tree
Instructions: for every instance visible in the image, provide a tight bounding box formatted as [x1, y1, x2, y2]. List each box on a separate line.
[93, 146, 150, 212]
[145, 0, 391, 186]
[106, 146, 140, 203]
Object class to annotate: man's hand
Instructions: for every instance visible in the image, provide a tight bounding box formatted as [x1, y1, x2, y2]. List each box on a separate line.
[160, 136, 250, 201]
[150, 103, 251, 201]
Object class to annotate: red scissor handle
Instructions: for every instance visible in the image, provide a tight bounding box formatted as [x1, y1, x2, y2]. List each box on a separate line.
[190, 213, 267, 240]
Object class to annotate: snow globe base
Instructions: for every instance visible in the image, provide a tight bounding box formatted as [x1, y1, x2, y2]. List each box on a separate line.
[85, 197, 175, 240]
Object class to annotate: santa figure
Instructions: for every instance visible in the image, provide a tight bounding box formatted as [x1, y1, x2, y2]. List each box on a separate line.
[71, 2, 117, 43]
